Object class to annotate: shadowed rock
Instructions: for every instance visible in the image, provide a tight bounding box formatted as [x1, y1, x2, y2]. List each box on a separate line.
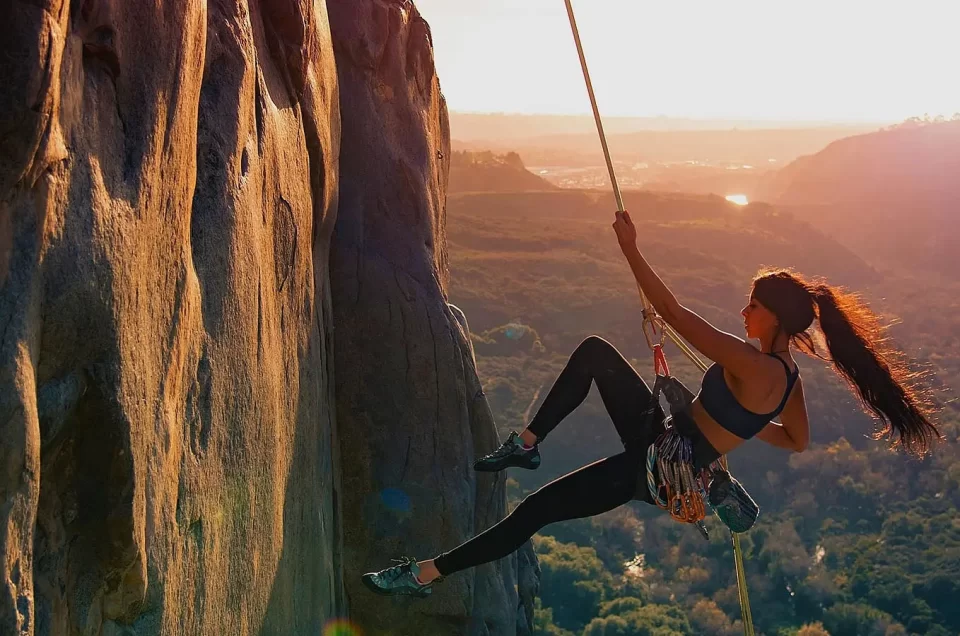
[328, 1, 539, 633]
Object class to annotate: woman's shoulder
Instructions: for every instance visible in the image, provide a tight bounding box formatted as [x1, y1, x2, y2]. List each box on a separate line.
[767, 351, 800, 376]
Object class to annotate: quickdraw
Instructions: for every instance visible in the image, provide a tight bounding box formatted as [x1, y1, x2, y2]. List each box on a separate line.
[639, 341, 759, 541]
[642, 378, 761, 540]
[646, 425, 722, 540]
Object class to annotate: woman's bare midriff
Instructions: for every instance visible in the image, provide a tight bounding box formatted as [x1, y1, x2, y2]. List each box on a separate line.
[688, 361, 796, 454]
[689, 399, 749, 456]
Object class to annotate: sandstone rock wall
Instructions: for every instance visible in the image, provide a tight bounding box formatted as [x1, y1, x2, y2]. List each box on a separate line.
[0, 0, 342, 633]
[1, 0, 538, 633]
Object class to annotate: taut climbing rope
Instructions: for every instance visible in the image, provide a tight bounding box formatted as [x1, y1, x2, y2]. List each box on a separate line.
[562, 2, 755, 633]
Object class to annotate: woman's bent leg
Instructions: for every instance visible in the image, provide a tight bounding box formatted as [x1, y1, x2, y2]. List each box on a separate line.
[433, 450, 642, 576]
[526, 336, 665, 449]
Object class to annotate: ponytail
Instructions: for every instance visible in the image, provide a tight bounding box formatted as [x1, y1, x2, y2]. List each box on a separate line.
[810, 283, 941, 457]
[752, 268, 943, 457]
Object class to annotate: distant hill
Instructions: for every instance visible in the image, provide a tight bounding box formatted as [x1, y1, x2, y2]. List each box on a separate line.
[450, 111, 882, 140]
[446, 187, 957, 426]
[758, 120, 960, 276]
[447, 189, 880, 351]
[448, 150, 556, 193]
[452, 126, 879, 168]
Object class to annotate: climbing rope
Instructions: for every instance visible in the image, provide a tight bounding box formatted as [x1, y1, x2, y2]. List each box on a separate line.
[644, 330, 755, 634]
[562, 2, 755, 633]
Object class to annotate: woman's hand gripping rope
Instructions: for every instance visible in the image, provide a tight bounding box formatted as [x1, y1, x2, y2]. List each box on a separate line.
[612, 209, 637, 249]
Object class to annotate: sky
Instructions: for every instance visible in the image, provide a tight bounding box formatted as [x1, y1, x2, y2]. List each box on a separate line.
[413, 0, 960, 122]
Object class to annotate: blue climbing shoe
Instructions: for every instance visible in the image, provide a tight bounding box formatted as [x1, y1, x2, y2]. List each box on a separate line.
[361, 557, 444, 598]
[474, 431, 541, 472]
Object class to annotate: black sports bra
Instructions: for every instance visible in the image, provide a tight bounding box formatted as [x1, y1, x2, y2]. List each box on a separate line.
[696, 353, 799, 440]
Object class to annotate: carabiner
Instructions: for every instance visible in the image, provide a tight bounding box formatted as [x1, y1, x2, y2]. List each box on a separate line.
[641, 308, 668, 352]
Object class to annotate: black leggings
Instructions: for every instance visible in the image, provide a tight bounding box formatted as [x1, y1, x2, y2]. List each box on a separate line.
[434, 336, 667, 576]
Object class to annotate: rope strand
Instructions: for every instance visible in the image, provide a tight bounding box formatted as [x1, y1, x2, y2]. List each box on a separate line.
[562, 2, 753, 632]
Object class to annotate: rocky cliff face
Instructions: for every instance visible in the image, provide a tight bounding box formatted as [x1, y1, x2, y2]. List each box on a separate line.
[328, 1, 538, 634]
[0, 0, 342, 634]
[2, 0, 536, 633]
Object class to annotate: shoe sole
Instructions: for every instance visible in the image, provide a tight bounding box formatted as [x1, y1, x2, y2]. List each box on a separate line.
[473, 456, 540, 472]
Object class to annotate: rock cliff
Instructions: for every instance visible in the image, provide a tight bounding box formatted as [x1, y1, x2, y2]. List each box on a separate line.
[1, 0, 342, 633]
[329, 1, 537, 633]
[1, 0, 536, 633]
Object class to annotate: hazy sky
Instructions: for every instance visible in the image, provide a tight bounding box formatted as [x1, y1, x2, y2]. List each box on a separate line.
[414, 0, 960, 122]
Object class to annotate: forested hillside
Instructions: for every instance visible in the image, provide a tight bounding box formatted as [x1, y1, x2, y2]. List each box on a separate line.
[447, 189, 960, 635]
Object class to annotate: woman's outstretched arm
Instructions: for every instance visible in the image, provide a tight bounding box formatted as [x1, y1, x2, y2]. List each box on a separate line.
[613, 210, 771, 381]
[613, 211, 681, 317]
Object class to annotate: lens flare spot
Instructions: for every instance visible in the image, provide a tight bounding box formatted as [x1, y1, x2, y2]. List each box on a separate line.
[380, 487, 411, 513]
[323, 619, 362, 636]
[504, 323, 527, 340]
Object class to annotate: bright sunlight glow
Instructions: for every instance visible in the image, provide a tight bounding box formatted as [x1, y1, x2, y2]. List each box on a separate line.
[414, 0, 960, 122]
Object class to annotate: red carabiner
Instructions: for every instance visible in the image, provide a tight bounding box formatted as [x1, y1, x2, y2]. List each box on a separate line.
[653, 344, 670, 377]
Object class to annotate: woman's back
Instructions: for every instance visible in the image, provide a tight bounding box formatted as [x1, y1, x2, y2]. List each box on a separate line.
[691, 352, 803, 455]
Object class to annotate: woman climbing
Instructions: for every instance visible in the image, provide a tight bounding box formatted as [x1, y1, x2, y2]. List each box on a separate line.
[361, 209, 942, 598]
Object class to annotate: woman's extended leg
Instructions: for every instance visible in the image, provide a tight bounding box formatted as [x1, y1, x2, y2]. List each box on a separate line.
[362, 335, 666, 593]
[524, 335, 665, 450]
[429, 448, 644, 579]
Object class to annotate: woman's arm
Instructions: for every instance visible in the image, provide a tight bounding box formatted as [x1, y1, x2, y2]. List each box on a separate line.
[755, 422, 804, 451]
[613, 211, 770, 381]
[615, 214, 682, 318]
[756, 381, 809, 452]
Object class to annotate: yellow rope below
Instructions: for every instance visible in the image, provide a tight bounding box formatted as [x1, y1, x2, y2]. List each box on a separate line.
[649, 317, 757, 634]
[562, 2, 755, 633]
[664, 323, 755, 636]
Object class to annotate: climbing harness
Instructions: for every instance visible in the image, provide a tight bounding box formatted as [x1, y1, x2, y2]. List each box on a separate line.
[641, 374, 760, 538]
[562, 2, 756, 632]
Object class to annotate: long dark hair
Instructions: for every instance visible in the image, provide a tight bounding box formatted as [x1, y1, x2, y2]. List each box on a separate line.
[751, 268, 942, 457]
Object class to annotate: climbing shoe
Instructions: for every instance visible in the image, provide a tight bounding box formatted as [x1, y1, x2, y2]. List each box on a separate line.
[361, 556, 444, 598]
[473, 431, 541, 472]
